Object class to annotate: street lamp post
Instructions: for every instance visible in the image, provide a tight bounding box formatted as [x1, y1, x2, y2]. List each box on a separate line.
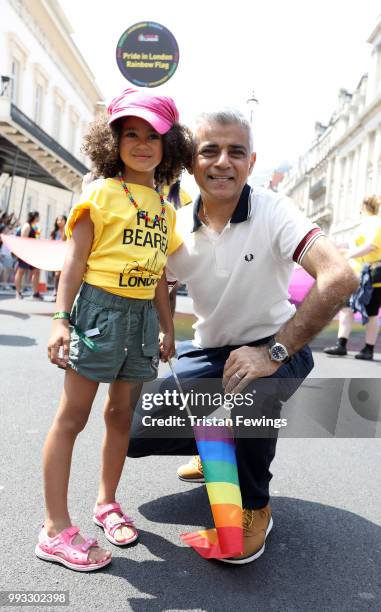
[246, 89, 259, 126]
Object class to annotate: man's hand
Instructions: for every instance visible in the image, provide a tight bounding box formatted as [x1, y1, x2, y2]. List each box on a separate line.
[48, 320, 70, 368]
[222, 345, 280, 394]
[159, 331, 175, 362]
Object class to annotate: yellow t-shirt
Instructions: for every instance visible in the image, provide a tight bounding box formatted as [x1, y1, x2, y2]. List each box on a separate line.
[66, 178, 182, 299]
[350, 216, 381, 287]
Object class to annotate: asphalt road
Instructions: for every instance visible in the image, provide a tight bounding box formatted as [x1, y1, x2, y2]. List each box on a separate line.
[0, 295, 381, 612]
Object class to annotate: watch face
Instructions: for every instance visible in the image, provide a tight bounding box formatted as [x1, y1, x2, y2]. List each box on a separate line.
[270, 343, 288, 362]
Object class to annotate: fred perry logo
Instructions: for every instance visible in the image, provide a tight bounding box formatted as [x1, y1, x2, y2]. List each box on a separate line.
[244, 253, 254, 262]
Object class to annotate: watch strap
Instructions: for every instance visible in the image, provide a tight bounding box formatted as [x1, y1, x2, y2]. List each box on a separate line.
[267, 336, 290, 363]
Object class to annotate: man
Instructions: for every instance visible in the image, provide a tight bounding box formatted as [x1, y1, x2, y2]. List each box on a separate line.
[128, 109, 358, 564]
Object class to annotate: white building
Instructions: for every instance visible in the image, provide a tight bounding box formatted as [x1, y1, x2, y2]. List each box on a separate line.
[0, 0, 104, 237]
[280, 15, 381, 244]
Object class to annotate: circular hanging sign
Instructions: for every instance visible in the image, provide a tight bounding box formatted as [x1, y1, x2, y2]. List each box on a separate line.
[116, 22, 179, 88]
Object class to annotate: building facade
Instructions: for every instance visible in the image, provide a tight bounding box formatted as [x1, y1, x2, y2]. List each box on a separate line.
[0, 0, 104, 236]
[280, 16, 381, 244]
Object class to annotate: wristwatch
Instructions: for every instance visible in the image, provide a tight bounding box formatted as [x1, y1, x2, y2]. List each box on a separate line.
[267, 336, 290, 363]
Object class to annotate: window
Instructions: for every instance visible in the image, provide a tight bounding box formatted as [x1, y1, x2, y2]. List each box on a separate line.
[68, 117, 77, 153]
[52, 101, 62, 140]
[366, 131, 376, 194]
[34, 83, 44, 124]
[7, 33, 28, 106]
[0, 186, 10, 209]
[338, 157, 347, 222]
[68, 107, 79, 154]
[32, 65, 49, 128]
[374, 47, 381, 96]
[10, 57, 20, 104]
[25, 189, 38, 215]
[52, 88, 66, 141]
[368, 131, 376, 163]
[366, 163, 373, 194]
[26, 195, 33, 213]
[79, 121, 88, 162]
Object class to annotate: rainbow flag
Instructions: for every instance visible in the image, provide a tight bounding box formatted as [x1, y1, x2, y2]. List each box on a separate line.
[181, 424, 243, 559]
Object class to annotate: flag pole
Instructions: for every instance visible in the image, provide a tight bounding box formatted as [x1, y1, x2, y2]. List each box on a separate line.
[168, 357, 193, 420]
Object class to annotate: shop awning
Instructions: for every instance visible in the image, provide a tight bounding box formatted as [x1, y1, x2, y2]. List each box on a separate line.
[0, 96, 89, 191]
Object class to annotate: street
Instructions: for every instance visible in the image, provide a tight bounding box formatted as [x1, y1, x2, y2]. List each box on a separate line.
[0, 295, 380, 611]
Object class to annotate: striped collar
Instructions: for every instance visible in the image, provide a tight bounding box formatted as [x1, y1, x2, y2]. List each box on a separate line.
[191, 184, 252, 232]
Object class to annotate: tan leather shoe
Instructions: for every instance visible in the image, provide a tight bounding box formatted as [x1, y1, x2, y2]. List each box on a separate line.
[177, 455, 205, 482]
[219, 503, 273, 564]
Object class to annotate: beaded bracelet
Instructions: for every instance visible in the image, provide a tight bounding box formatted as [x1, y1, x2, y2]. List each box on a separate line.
[53, 311, 71, 320]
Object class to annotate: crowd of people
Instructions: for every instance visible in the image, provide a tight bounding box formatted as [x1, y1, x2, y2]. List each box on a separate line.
[0, 210, 67, 299]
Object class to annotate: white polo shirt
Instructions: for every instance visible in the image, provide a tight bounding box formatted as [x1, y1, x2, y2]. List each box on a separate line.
[166, 185, 323, 348]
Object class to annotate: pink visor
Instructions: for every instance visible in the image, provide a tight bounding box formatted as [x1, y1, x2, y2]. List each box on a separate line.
[107, 87, 179, 134]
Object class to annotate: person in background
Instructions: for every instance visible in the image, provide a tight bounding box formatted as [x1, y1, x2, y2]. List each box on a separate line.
[0, 210, 18, 233]
[14, 210, 43, 300]
[50, 215, 67, 298]
[324, 195, 381, 361]
[0, 212, 18, 289]
[163, 180, 192, 209]
[162, 181, 193, 298]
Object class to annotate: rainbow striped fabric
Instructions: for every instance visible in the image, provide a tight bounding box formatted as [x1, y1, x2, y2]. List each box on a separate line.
[181, 424, 243, 559]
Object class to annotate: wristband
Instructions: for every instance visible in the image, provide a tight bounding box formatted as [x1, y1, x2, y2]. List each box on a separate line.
[53, 311, 71, 320]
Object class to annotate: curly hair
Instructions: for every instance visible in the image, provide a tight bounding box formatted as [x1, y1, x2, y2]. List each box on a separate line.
[82, 113, 193, 186]
[363, 195, 381, 216]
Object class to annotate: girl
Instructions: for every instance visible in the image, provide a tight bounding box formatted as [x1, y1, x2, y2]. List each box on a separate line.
[36, 88, 192, 571]
[50, 215, 67, 242]
[14, 210, 42, 299]
[50, 215, 67, 298]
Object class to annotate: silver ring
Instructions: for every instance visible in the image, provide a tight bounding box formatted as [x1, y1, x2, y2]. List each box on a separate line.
[234, 372, 242, 380]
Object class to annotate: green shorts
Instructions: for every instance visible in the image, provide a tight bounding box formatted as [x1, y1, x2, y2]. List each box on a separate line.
[68, 283, 160, 383]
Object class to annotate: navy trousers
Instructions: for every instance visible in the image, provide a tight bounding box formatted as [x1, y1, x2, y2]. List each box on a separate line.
[128, 339, 314, 509]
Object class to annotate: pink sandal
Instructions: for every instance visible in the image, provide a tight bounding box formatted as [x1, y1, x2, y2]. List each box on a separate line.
[35, 525, 112, 572]
[93, 502, 138, 546]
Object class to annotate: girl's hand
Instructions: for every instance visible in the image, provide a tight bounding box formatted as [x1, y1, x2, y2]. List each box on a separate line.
[159, 331, 175, 362]
[48, 320, 71, 368]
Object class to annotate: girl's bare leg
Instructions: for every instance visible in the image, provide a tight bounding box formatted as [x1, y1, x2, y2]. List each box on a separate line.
[43, 368, 110, 563]
[337, 307, 354, 339]
[96, 380, 142, 541]
[14, 267, 24, 295]
[32, 268, 40, 293]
